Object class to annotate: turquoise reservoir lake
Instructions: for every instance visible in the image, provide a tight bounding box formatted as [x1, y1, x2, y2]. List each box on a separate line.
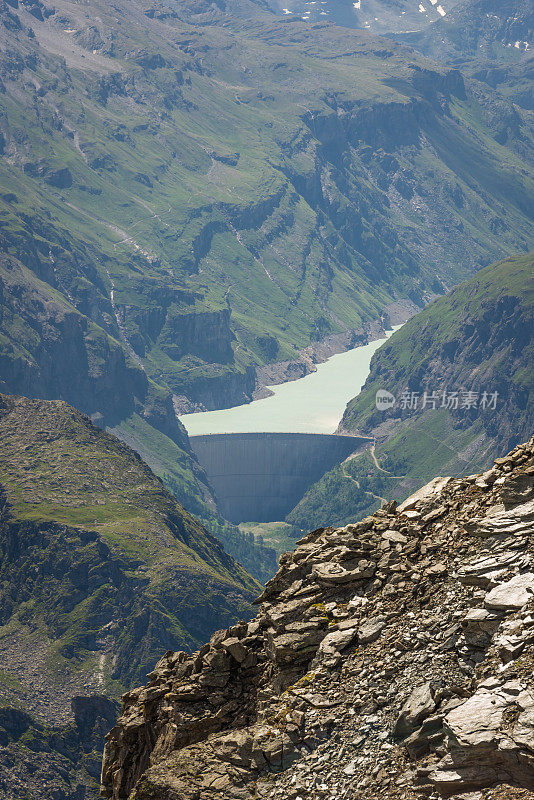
[180, 326, 401, 435]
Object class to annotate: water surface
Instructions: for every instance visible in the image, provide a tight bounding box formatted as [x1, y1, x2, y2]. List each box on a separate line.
[180, 326, 401, 435]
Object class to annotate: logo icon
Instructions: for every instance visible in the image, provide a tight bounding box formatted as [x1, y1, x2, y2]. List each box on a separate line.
[375, 389, 396, 411]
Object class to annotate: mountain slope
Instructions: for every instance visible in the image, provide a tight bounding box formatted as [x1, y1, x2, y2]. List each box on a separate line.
[0, 0, 532, 418]
[0, 247, 277, 579]
[0, 392, 259, 797]
[395, 0, 533, 68]
[288, 250, 534, 530]
[395, 0, 533, 110]
[102, 435, 534, 800]
[0, 393, 258, 690]
[266, 0, 463, 35]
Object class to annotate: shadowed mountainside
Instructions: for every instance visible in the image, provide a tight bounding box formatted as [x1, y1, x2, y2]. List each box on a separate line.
[0, 392, 260, 797]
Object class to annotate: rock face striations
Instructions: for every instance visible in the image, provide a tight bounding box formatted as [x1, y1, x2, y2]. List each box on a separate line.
[103, 435, 534, 799]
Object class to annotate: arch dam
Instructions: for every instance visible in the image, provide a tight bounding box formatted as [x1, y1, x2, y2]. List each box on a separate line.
[189, 432, 367, 523]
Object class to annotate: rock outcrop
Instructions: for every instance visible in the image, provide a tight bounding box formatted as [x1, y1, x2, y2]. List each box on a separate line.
[102, 434, 534, 799]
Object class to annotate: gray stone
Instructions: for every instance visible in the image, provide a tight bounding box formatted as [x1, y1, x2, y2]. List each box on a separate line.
[398, 476, 451, 512]
[468, 499, 534, 538]
[358, 617, 385, 644]
[381, 530, 407, 544]
[484, 573, 534, 611]
[444, 688, 507, 748]
[221, 637, 248, 663]
[457, 551, 530, 588]
[317, 626, 358, 661]
[394, 682, 435, 739]
[501, 473, 534, 508]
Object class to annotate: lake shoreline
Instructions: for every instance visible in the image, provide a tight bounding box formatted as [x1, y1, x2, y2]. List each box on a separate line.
[253, 297, 420, 399]
[180, 324, 405, 437]
[174, 298, 420, 416]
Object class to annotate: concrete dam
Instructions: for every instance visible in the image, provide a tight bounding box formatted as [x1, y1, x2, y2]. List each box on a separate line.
[189, 432, 365, 523]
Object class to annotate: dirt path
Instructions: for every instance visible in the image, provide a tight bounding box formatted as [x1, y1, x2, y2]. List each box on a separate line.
[370, 441, 403, 478]
[341, 457, 388, 505]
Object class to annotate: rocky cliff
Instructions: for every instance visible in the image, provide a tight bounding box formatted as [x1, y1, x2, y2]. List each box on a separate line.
[102, 434, 534, 799]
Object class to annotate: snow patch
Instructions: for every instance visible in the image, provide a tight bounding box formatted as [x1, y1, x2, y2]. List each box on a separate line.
[436, 4, 446, 14]
[418, 4, 426, 12]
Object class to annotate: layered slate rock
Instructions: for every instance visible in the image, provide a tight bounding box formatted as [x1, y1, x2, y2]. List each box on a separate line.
[102, 436, 534, 800]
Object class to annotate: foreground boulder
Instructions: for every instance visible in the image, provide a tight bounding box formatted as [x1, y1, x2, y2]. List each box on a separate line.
[102, 436, 534, 799]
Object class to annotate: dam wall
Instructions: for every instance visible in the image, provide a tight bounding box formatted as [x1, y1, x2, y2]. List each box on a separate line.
[189, 432, 365, 522]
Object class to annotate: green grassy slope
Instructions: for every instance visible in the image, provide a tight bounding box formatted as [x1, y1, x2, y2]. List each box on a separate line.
[0, 0, 532, 415]
[342, 250, 534, 432]
[0, 392, 260, 798]
[288, 251, 534, 530]
[0, 393, 258, 691]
